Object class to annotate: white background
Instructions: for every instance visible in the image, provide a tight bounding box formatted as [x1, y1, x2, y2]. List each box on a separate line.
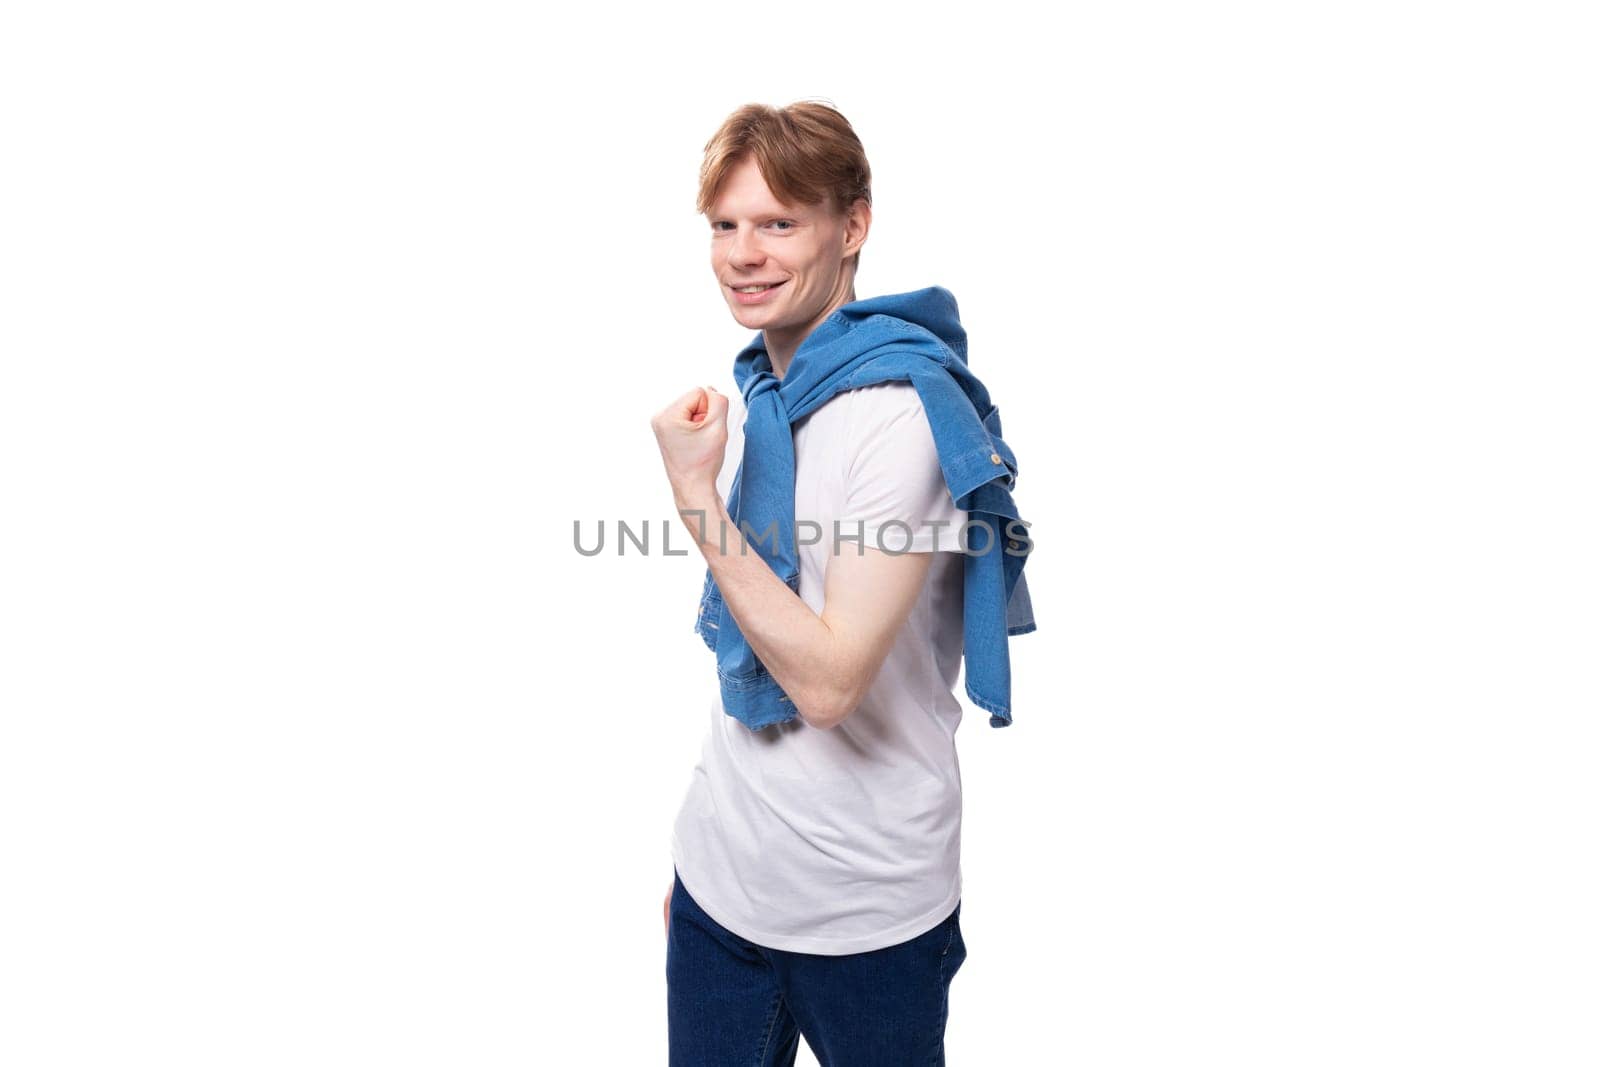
[3, 2, 1596, 1064]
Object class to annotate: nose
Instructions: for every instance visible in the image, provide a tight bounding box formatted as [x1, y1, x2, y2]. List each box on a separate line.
[727, 224, 764, 270]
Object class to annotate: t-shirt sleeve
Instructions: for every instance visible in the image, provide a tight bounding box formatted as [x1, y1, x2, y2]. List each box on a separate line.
[839, 381, 968, 554]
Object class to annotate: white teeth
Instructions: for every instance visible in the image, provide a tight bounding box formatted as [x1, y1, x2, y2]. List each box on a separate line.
[736, 283, 778, 293]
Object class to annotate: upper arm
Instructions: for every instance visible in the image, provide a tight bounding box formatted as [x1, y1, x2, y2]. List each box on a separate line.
[815, 383, 966, 723]
[817, 546, 936, 717]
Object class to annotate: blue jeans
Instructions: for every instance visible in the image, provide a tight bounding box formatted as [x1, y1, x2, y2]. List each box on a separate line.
[665, 868, 967, 1066]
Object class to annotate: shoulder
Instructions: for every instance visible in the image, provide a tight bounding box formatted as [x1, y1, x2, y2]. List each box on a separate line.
[793, 379, 925, 446]
[841, 380, 929, 441]
[836, 380, 965, 545]
[847, 379, 923, 414]
[840, 380, 943, 485]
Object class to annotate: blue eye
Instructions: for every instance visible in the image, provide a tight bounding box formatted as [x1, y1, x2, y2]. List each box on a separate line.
[771, 220, 793, 230]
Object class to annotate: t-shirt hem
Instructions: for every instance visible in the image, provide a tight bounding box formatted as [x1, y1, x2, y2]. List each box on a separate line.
[671, 834, 962, 956]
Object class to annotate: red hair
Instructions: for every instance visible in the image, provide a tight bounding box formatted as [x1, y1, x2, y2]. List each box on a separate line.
[697, 100, 873, 270]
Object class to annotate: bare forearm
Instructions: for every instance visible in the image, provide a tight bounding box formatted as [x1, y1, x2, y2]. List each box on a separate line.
[677, 493, 854, 726]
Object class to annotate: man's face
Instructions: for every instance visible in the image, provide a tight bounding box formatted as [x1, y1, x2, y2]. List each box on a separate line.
[708, 156, 859, 341]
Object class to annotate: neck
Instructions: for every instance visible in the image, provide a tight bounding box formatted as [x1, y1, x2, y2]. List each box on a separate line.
[764, 283, 857, 379]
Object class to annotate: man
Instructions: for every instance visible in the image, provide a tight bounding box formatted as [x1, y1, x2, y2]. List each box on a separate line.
[652, 101, 1030, 1065]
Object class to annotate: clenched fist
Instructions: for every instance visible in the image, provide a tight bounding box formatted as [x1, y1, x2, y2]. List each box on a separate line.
[650, 385, 728, 510]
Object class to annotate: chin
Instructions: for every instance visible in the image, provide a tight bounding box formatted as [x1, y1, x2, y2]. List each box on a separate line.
[728, 302, 771, 325]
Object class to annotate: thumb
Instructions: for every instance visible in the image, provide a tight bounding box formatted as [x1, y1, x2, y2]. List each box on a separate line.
[703, 387, 729, 425]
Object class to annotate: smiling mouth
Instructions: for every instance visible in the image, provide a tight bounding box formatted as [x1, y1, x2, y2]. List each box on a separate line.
[731, 280, 787, 293]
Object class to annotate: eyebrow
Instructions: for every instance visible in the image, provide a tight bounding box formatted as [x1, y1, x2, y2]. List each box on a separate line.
[710, 211, 802, 223]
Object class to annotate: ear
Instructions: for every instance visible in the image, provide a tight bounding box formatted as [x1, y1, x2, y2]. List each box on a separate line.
[843, 197, 872, 256]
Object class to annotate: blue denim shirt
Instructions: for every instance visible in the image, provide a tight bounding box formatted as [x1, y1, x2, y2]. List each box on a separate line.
[695, 285, 1036, 730]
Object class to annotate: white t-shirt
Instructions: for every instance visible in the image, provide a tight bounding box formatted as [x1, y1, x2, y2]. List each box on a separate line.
[669, 380, 969, 955]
